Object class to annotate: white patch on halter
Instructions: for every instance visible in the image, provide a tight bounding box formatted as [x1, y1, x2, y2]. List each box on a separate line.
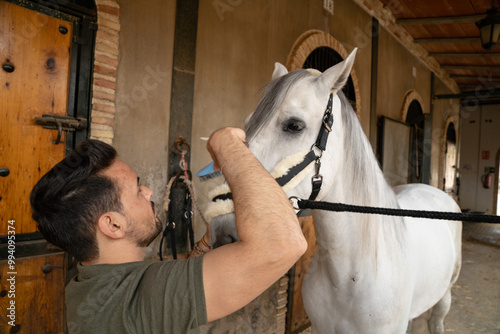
[205, 182, 234, 223]
[204, 149, 315, 223]
[269, 149, 315, 194]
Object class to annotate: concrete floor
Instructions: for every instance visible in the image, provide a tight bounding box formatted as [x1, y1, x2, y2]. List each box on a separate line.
[300, 222, 500, 334]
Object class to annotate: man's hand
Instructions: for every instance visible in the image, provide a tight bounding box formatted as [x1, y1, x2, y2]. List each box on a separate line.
[206, 127, 246, 172]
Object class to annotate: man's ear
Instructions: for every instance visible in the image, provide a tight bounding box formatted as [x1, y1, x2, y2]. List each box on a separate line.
[97, 212, 126, 239]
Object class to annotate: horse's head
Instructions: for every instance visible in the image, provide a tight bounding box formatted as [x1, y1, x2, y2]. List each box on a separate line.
[208, 49, 357, 248]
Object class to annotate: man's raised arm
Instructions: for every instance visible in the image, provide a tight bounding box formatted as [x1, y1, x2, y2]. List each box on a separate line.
[202, 127, 307, 321]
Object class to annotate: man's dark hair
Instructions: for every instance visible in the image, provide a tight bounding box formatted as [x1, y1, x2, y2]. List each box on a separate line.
[30, 139, 123, 262]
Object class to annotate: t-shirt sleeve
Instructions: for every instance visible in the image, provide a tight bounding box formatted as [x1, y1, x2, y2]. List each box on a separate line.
[129, 256, 207, 333]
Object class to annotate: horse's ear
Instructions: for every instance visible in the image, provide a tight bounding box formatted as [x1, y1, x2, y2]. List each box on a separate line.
[316, 48, 357, 95]
[272, 62, 288, 80]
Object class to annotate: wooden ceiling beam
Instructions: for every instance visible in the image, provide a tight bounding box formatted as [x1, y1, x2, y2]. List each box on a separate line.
[397, 14, 486, 25]
[459, 84, 500, 90]
[414, 37, 480, 44]
[434, 88, 500, 99]
[451, 75, 500, 81]
[442, 65, 500, 71]
[429, 52, 500, 57]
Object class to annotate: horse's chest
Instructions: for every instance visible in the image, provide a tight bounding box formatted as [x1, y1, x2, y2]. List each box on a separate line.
[304, 246, 407, 305]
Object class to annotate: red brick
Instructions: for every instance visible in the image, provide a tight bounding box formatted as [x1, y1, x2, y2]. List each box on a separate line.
[92, 103, 115, 113]
[97, 4, 120, 16]
[95, 54, 118, 67]
[94, 78, 116, 90]
[94, 64, 117, 77]
[95, 42, 119, 56]
[92, 116, 115, 126]
[96, 30, 119, 45]
[92, 89, 116, 102]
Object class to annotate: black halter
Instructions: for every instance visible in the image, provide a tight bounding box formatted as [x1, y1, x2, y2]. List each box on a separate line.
[276, 92, 334, 201]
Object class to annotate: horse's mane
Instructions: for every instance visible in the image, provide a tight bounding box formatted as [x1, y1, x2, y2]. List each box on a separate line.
[245, 69, 311, 140]
[338, 91, 406, 257]
[338, 92, 399, 208]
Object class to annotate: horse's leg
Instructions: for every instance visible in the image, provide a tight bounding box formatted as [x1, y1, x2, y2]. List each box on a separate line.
[428, 288, 452, 334]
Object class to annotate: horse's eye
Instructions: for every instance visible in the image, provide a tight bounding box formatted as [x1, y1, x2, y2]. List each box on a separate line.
[283, 120, 304, 133]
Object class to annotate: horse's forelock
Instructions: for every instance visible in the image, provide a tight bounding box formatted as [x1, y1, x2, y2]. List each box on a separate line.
[245, 69, 311, 140]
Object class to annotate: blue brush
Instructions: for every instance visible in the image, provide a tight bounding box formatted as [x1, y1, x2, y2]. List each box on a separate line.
[197, 161, 223, 182]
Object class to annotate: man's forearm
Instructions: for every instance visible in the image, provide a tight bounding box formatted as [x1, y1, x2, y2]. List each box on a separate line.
[207, 128, 305, 254]
[203, 128, 307, 321]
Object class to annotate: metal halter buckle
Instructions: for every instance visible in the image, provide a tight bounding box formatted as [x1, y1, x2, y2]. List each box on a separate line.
[322, 113, 332, 132]
[289, 196, 300, 210]
[314, 158, 321, 176]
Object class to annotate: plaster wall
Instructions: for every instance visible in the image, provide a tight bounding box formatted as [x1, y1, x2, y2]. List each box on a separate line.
[114, 0, 176, 249]
[376, 27, 431, 121]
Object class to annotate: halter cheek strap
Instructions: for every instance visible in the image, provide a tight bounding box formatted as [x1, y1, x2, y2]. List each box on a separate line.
[315, 93, 334, 151]
[308, 92, 334, 201]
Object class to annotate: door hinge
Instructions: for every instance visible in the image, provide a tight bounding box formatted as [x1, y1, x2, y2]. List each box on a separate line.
[34, 114, 88, 144]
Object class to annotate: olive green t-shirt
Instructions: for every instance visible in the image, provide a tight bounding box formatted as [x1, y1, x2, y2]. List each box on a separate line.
[65, 256, 207, 333]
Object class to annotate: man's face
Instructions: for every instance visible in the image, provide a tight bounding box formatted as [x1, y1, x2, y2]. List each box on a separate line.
[105, 159, 162, 247]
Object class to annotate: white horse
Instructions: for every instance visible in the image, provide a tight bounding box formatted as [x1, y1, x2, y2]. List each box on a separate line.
[206, 49, 462, 333]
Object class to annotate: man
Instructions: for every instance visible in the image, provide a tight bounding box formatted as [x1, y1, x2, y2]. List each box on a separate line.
[30, 127, 307, 333]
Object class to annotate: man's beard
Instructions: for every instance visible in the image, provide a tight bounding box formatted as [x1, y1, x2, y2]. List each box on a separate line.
[128, 201, 163, 248]
[135, 216, 163, 248]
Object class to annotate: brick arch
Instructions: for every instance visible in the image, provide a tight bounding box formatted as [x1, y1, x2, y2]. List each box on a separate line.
[400, 89, 426, 122]
[90, 0, 120, 144]
[285, 30, 361, 117]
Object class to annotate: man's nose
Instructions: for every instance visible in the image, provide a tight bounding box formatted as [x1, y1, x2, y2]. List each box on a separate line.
[141, 186, 153, 200]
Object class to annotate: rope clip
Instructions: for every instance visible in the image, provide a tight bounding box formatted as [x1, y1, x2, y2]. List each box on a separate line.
[289, 196, 301, 210]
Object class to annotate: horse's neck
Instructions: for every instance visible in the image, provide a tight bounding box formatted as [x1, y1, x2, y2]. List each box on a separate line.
[312, 115, 405, 266]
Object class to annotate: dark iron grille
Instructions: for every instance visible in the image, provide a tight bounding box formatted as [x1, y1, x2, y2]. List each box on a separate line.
[302, 46, 357, 111]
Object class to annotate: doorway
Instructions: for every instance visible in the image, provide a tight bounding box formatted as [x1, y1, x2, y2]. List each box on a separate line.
[444, 122, 458, 196]
[405, 100, 425, 183]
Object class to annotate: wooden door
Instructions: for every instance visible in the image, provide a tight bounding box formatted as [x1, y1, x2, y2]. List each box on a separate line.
[0, 1, 73, 235]
[0, 251, 66, 333]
